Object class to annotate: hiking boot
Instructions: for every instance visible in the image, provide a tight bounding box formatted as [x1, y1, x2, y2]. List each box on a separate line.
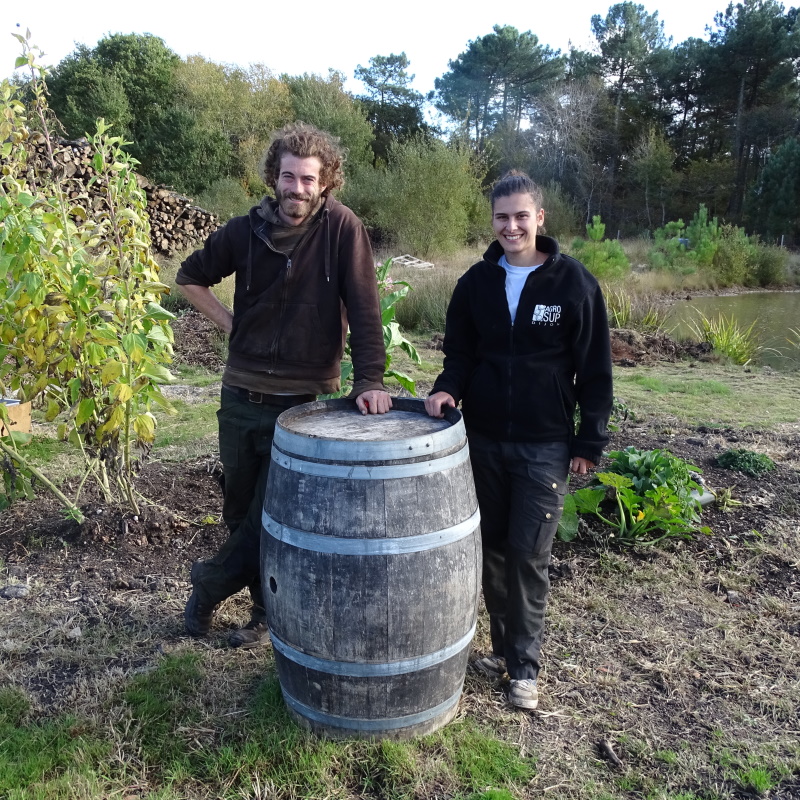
[184, 562, 218, 637]
[508, 678, 539, 710]
[472, 655, 507, 678]
[184, 588, 216, 637]
[229, 619, 270, 649]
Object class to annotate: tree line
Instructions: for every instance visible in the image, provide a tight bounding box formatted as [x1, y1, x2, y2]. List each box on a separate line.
[21, 0, 800, 252]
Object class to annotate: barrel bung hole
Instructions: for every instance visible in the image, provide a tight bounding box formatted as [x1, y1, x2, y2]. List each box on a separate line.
[269, 576, 277, 594]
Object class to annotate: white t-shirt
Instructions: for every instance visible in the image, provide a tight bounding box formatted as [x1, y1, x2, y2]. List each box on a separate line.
[500, 255, 543, 323]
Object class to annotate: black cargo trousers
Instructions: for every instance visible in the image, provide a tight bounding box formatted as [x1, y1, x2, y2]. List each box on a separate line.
[467, 432, 570, 681]
[191, 385, 314, 618]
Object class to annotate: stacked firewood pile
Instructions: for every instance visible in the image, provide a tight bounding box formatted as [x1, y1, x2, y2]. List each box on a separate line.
[12, 134, 218, 256]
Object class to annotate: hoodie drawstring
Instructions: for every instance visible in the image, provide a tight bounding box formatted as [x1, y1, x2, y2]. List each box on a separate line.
[324, 208, 330, 282]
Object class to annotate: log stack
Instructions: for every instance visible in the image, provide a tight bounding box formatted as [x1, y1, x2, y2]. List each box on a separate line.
[10, 134, 218, 257]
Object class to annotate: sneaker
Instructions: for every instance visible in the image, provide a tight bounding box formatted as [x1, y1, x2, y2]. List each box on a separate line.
[472, 655, 507, 678]
[184, 589, 216, 637]
[229, 620, 269, 649]
[508, 678, 539, 710]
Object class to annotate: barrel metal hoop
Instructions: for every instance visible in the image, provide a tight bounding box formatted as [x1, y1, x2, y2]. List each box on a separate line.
[270, 621, 476, 677]
[273, 418, 466, 463]
[281, 685, 463, 732]
[270, 440, 470, 479]
[262, 508, 480, 555]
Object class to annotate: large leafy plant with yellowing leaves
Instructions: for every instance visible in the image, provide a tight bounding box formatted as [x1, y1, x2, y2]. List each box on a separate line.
[0, 36, 175, 517]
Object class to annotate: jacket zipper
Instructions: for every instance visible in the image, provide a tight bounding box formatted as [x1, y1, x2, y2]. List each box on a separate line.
[259, 218, 322, 372]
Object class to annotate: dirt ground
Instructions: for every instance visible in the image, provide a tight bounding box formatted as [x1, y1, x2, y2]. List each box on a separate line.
[1, 310, 798, 798]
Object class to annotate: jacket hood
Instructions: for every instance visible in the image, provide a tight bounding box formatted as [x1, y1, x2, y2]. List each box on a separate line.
[244, 196, 333, 287]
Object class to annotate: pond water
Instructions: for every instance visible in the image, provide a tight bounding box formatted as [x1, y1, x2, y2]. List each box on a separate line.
[665, 291, 800, 371]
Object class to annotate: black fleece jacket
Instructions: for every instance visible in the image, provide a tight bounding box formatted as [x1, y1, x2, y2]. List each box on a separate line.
[431, 236, 612, 464]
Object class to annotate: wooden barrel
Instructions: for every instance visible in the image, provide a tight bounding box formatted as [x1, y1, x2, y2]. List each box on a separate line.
[261, 397, 481, 739]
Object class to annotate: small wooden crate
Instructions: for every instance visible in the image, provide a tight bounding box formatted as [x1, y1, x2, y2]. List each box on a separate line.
[0, 400, 32, 437]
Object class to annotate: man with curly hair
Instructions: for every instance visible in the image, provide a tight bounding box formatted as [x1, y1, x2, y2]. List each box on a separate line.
[176, 122, 391, 648]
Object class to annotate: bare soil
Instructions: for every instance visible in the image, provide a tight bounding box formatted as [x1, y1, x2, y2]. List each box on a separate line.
[1, 310, 798, 798]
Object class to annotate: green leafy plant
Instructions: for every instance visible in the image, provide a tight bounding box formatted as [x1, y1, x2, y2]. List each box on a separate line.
[377, 257, 422, 392]
[558, 447, 709, 545]
[329, 257, 421, 397]
[716, 448, 776, 477]
[0, 36, 176, 516]
[580, 472, 705, 545]
[605, 446, 701, 503]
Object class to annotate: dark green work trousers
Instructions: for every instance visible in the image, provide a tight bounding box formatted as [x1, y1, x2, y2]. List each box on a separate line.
[191, 385, 313, 618]
[468, 432, 570, 681]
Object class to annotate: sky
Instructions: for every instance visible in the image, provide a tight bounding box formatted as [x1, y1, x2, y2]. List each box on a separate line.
[3, 0, 730, 95]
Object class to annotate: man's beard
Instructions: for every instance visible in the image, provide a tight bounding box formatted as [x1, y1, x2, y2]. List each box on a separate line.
[275, 187, 322, 221]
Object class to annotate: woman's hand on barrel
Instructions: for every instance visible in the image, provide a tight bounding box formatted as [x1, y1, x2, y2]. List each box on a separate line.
[424, 392, 456, 418]
[356, 390, 393, 415]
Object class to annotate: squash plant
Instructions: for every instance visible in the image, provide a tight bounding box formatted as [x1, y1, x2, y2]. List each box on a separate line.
[0, 36, 175, 517]
[558, 447, 710, 546]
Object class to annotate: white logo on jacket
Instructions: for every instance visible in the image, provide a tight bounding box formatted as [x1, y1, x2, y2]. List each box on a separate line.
[532, 304, 562, 325]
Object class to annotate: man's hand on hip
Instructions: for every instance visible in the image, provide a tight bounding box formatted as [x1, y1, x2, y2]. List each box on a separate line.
[356, 390, 392, 415]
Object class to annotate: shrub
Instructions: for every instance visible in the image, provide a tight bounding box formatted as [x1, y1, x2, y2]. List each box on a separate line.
[542, 181, 580, 240]
[194, 177, 255, 222]
[1, 47, 176, 517]
[345, 138, 488, 258]
[708, 224, 754, 286]
[685, 205, 720, 267]
[649, 220, 696, 274]
[570, 216, 630, 281]
[648, 206, 721, 274]
[750, 242, 788, 286]
[716, 448, 776, 477]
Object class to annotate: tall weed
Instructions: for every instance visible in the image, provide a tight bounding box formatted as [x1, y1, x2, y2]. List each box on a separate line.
[687, 311, 762, 365]
[394, 268, 461, 332]
[605, 288, 667, 332]
[621, 235, 652, 269]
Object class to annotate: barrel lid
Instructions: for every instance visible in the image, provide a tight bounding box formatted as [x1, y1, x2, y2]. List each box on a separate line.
[274, 398, 465, 463]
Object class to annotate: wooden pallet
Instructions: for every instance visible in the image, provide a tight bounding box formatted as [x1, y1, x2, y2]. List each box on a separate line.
[390, 254, 434, 270]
